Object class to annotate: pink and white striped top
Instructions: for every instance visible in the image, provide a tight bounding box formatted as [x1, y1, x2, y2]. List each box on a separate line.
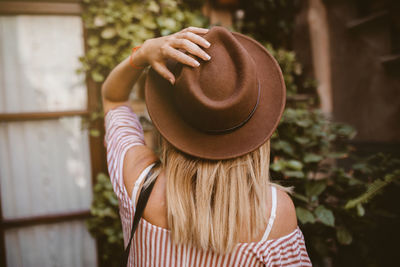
[105, 105, 312, 266]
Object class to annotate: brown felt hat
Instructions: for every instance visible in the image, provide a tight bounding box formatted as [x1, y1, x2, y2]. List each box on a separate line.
[145, 26, 286, 160]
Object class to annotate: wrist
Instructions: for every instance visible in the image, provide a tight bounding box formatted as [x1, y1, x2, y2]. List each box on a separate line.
[131, 44, 148, 68]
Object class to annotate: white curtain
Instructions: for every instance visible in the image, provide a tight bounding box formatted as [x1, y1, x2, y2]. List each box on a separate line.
[0, 15, 97, 266]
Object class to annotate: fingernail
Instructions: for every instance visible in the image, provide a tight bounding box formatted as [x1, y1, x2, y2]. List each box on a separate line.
[205, 41, 211, 48]
[169, 78, 174, 84]
[205, 54, 211, 60]
[194, 61, 200, 67]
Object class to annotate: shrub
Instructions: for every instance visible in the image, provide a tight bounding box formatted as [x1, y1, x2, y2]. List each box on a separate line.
[268, 42, 400, 266]
[86, 173, 123, 266]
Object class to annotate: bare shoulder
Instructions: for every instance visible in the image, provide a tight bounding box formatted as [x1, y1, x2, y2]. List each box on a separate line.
[123, 145, 159, 199]
[268, 186, 298, 239]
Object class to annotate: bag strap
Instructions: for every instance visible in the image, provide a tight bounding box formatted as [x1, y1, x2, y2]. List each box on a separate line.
[120, 161, 160, 267]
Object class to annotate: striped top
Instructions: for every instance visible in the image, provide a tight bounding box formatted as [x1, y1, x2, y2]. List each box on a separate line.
[105, 105, 312, 266]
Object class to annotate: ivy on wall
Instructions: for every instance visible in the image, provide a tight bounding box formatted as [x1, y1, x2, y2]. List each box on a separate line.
[79, 0, 208, 84]
[87, 173, 123, 265]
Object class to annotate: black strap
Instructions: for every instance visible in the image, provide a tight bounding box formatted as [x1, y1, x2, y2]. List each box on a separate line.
[120, 161, 160, 267]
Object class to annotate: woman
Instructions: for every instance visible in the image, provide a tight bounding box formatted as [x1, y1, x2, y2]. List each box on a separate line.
[102, 26, 312, 266]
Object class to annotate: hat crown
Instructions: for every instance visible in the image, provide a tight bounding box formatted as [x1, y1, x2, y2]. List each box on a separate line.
[145, 26, 286, 160]
[173, 26, 259, 133]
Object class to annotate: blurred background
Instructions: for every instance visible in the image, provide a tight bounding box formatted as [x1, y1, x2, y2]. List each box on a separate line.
[0, 0, 399, 266]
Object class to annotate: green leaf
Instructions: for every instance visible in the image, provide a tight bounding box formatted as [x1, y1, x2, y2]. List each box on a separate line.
[283, 170, 305, 178]
[304, 153, 323, 163]
[294, 62, 302, 75]
[305, 181, 327, 198]
[270, 161, 284, 172]
[93, 15, 107, 27]
[357, 203, 365, 217]
[141, 14, 157, 30]
[135, 27, 155, 40]
[352, 162, 369, 172]
[161, 0, 177, 9]
[286, 160, 303, 170]
[274, 140, 294, 156]
[327, 152, 348, 159]
[91, 71, 104, 82]
[109, 196, 119, 206]
[161, 29, 172, 36]
[90, 129, 100, 137]
[90, 111, 103, 121]
[337, 125, 356, 137]
[336, 227, 353, 245]
[157, 17, 177, 30]
[296, 207, 316, 224]
[315, 205, 335, 227]
[345, 173, 399, 209]
[87, 35, 99, 47]
[295, 119, 312, 127]
[101, 27, 117, 39]
[173, 10, 184, 21]
[294, 136, 310, 145]
[291, 192, 309, 203]
[147, 1, 160, 13]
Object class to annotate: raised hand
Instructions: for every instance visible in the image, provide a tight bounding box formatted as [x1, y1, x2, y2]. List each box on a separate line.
[133, 27, 211, 84]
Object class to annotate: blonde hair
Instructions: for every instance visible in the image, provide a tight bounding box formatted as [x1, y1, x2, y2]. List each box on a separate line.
[144, 137, 276, 254]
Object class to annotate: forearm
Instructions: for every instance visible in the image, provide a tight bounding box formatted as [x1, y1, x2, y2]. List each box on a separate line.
[101, 47, 147, 102]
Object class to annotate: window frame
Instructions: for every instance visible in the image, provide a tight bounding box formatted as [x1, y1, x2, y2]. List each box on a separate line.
[0, 1, 106, 266]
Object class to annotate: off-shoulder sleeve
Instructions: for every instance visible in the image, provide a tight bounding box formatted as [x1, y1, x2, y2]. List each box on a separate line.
[257, 227, 312, 266]
[104, 105, 145, 210]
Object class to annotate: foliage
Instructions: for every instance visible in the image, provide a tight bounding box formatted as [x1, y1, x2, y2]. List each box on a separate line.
[271, 110, 400, 265]
[264, 43, 317, 98]
[344, 170, 399, 210]
[267, 43, 400, 266]
[86, 173, 123, 267]
[238, 0, 300, 49]
[79, 0, 208, 84]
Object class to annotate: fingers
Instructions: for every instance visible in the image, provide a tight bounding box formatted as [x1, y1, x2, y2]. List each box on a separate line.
[177, 31, 211, 49]
[152, 62, 175, 84]
[182, 26, 209, 35]
[149, 27, 211, 84]
[171, 38, 210, 61]
[163, 46, 200, 67]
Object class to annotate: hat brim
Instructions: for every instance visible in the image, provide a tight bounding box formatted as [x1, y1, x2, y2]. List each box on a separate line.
[145, 31, 286, 160]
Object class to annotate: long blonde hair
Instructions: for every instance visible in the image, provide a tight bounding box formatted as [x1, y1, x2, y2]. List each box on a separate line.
[144, 137, 275, 254]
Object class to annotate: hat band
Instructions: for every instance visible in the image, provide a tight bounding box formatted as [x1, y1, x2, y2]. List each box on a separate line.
[205, 79, 261, 134]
